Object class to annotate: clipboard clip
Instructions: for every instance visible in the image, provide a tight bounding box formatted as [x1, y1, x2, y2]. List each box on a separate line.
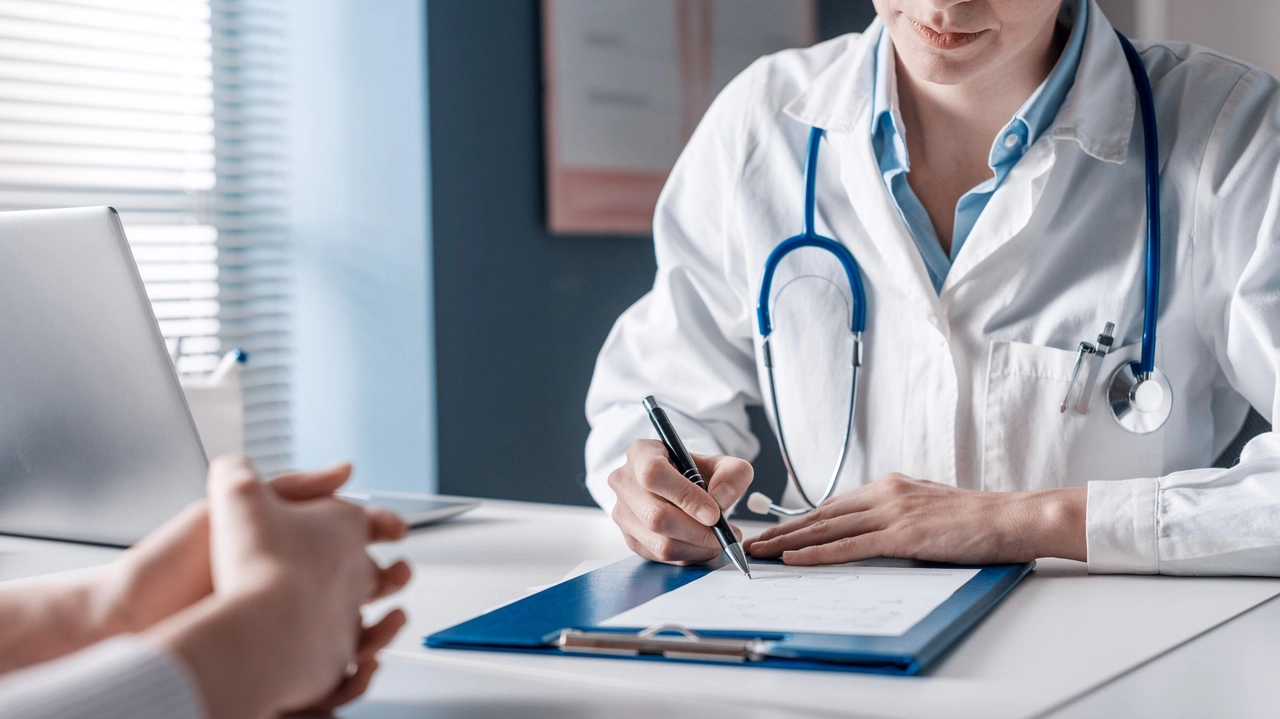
[557, 624, 772, 663]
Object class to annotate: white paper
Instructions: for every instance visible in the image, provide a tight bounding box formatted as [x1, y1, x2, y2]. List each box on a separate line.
[551, 0, 684, 172]
[600, 564, 980, 637]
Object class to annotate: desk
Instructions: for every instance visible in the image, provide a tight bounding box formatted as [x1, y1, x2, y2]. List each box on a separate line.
[3, 499, 1279, 718]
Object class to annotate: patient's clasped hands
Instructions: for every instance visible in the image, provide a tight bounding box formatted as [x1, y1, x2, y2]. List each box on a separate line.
[94, 456, 412, 718]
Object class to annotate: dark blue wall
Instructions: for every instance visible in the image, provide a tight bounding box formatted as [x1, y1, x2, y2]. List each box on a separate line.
[428, 1, 876, 505]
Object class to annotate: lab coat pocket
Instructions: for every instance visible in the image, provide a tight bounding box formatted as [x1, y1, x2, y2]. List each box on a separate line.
[981, 341, 1164, 491]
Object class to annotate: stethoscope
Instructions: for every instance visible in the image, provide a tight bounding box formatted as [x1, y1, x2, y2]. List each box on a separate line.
[747, 31, 1170, 519]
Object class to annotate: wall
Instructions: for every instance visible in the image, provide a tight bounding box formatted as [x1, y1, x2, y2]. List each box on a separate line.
[428, 1, 875, 506]
[1100, 0, 1279, 75]
[1095, 0, 1135, 35]
[288, 0, 434, 492]
[1157, 1, 1280, 76]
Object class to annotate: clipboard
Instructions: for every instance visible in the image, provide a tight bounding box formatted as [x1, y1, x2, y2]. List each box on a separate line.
[426, 556, 1034, 675]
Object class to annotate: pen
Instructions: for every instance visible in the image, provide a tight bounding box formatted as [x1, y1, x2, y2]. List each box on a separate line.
[209, 348, 248, 384]
[642, 396, 752, 579]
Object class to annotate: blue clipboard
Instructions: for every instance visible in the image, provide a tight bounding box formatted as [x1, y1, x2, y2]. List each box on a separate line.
[426, 556, 1033, 675]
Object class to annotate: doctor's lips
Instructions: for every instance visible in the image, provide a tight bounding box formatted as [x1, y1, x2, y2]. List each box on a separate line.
[906, 18, 988, 49]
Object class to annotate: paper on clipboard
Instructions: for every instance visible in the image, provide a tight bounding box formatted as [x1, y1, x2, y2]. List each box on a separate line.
[600, 564, 980, 637]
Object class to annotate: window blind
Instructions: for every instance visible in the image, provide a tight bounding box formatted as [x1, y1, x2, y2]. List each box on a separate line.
[0, 0, 291, 473]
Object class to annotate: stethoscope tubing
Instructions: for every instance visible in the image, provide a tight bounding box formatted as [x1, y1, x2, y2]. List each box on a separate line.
[1115, 30, 1161, 378]
[762, 334, 861, 512]
[756, 126, 868, 338]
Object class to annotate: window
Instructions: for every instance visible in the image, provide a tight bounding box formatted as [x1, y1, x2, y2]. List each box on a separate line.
[0, 0, 291, 473]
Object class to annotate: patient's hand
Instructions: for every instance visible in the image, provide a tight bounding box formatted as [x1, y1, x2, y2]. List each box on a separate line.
[145, 456, 413, 719]
[96, 501, 213, 636]
[97, 460, 407, 638]
[744, 474, 1086, 565]
[0, 504, 213, 676]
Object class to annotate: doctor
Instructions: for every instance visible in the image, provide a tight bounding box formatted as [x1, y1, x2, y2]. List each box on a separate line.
[585, 0, 1280, 576]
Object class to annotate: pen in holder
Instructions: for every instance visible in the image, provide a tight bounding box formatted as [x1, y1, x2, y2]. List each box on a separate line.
[180, 349, 247, 460]
[557, 624, 771, 663]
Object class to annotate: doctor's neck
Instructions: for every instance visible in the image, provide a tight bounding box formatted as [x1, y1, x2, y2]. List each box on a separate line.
[879, 0, 1068, 155]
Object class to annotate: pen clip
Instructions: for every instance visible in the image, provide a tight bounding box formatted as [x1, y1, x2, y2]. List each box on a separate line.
[1073, 322, 1115, 414]
[1060, 322, 1116, 415]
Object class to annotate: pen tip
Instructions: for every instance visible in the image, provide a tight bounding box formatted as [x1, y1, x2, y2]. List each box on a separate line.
[727, 544, 751, 579]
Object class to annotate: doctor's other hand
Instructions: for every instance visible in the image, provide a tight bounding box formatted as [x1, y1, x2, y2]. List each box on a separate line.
[145, 456, 412, 719]
[608, 439, 752, 565]
[745, 474, 1087, 566]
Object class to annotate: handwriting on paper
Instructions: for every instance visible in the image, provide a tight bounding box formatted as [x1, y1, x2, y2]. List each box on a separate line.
[600, 564, 979, 637]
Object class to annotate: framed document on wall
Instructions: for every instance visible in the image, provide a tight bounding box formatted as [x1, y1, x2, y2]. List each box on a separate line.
[542, 0, 817, 236]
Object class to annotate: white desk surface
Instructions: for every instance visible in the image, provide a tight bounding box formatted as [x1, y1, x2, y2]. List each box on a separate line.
[3, 498, 1279, 719]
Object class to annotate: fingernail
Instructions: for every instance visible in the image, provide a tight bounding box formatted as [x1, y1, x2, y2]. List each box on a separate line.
[697, 505, 719, 525]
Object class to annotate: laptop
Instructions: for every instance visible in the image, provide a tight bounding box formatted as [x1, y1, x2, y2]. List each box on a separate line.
[0, 207, 208, 546]
[0, 207, 478, 546]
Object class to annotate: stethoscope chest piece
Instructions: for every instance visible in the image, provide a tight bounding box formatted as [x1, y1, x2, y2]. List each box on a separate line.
[1107, 363, 1172, 434]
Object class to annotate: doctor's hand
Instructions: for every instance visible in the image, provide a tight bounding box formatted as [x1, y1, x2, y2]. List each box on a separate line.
[608, 439, 753, 565]
[745, 474, 1087, 566]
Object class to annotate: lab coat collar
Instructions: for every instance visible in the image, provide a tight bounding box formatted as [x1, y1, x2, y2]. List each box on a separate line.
[1049, 0, 1135, 164]
[782, 18, 880, 134]
[782, 1, 1135, 164]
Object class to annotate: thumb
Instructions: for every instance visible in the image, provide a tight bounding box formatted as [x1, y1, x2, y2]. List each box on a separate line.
[206, 454, 268, 517]
[698, 455, 754, 510]
[270, 462, 354, 501]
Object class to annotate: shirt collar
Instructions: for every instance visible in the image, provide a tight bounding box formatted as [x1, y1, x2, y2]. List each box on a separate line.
[1011, 0, 1089, 148]
[871, 25, 909, 170]
[784, 0, 1136, 165]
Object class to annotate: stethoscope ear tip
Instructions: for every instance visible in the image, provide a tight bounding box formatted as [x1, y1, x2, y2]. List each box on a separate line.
[748, 491, 813, 517]
[746, 492, 773, 515]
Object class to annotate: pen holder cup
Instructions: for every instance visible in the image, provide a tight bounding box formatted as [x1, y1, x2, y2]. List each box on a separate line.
[181, 373, 245, 460]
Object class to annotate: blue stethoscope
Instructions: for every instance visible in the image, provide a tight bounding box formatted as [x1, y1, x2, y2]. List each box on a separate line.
[748, 32, 1171, 518]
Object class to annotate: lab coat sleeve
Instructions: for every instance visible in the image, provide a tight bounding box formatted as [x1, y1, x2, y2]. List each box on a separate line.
[1087, 68, 1280, 576]
[584, 63, 767, 513]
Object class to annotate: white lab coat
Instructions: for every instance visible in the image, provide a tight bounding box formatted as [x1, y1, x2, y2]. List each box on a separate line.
[585, 3, 1280, 576]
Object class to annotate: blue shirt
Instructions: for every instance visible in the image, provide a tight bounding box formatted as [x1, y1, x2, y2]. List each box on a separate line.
[871, 0, 1089, 292]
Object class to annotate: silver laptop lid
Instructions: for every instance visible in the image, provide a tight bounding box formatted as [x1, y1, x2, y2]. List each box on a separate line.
[0, 207, 208, 546]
